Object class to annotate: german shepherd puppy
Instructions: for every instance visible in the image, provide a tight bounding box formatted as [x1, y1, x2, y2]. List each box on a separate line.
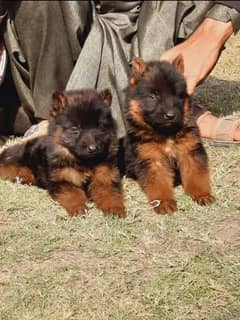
[0, 89, 126, 218]
[124, 56, 215, 214]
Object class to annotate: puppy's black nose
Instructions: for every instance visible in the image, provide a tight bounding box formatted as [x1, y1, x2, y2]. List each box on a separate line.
[87, 144, 97, 153]
[164, 111, 176, 120]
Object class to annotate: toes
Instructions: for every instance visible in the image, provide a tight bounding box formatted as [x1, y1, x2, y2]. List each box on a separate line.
[66, 206, 86, 217]
[153, 199, 177, 215]
[102, 206, 127, 218]
[193, 194, 215, 206]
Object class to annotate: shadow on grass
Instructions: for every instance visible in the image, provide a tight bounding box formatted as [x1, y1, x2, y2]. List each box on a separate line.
[194, 76, 240, 116]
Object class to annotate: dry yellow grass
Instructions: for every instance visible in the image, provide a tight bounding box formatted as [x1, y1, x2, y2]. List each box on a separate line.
[0, 34, 240, 320]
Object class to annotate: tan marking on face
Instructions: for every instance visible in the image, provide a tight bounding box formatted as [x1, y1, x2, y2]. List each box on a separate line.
[129, 99, 151, 130]
[51, 127, 77, 162]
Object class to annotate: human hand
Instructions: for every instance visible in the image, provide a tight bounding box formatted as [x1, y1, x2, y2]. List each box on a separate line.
[160, 18, 233, 95]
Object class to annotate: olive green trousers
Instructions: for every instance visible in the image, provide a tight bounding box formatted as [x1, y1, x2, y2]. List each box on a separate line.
[1, 1, 239, 136]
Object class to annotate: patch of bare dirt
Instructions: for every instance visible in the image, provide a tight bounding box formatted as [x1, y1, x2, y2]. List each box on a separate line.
[210, 217, 240, 249]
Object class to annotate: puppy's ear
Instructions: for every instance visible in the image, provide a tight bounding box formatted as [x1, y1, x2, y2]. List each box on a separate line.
[50, 91, 67, 118]
[99, 89, 112, 106]
[172, 54, 184, 75]
[130, 57, 146, 86]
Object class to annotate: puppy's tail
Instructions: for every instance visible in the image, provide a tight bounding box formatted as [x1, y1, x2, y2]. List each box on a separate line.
[0, 142, 35, 184]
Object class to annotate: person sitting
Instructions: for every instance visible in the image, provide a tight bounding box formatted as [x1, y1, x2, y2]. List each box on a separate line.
[0, 1, 239, 146]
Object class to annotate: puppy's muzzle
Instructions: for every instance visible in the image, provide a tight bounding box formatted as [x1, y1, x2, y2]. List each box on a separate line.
[87, 144, 97, 154]
[163, 110, 176, 120]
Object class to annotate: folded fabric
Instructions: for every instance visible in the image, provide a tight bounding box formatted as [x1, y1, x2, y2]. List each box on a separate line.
[0, 43, 7, 86]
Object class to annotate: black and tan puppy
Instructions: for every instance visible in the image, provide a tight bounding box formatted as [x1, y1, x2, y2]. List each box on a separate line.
[0, 89, 126, 218]
[124, 56, 215, 214]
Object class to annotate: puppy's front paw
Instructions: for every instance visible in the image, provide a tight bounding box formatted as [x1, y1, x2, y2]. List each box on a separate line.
[153, 199, 177, 215]
[101, 204, 127, 218]
[193, 194, 215, 206]
[65, 204, 87, 217]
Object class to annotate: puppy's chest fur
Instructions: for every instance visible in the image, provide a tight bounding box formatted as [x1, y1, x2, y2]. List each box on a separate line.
[137, 137, 178, 167]
[131, 131, 198, 188]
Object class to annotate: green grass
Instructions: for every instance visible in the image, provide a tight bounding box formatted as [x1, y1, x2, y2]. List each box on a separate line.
[0, 35, 240, 320]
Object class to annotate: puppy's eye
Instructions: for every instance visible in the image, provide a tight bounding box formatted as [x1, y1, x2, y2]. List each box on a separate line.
[148, 94, 157, 100]
[71, 126, 80, 135]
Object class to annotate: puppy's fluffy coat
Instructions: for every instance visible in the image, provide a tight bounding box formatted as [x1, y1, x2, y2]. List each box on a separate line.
[124, 56, 215, 214]
[0, 89, 126, 217]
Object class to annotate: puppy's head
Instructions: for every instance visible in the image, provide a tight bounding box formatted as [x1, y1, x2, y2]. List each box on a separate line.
[50, 89, 117, 162]
[128, 55, 188, 135]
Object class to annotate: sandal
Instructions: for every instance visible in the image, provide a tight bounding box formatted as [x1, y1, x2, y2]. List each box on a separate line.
[198, 111, 240, 147]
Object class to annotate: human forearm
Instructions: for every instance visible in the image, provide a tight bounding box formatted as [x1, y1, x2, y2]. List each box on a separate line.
[160, 17, 234, 95]
[191, 17, 233, 48]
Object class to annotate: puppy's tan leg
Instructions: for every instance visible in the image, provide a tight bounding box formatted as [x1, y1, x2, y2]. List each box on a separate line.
[90, 164, 126, 218]
[0, 164, 36, 185]
[178, 143, 215, 205]
[51, 184, 87, 216]
[140, 160, 176, 214]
